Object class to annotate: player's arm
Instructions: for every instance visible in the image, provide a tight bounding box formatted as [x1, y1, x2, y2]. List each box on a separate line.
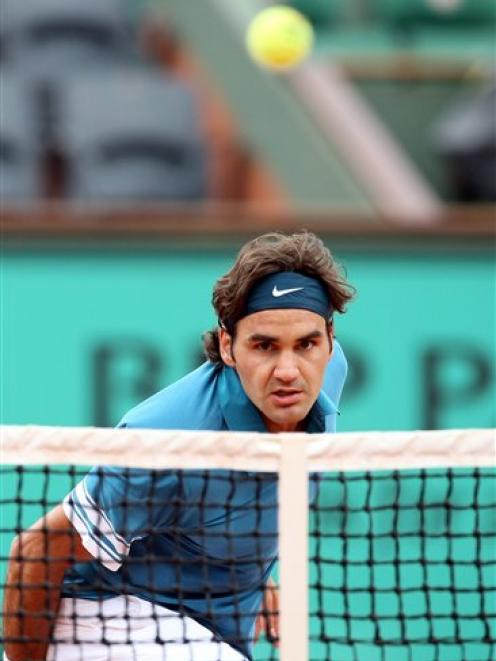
[3, 504, 92, 661]
[255, 575, 279, 646]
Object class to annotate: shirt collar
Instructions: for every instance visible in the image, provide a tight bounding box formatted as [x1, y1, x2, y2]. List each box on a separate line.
[218, 366, 337, 434]
[307, 390, 338, 433]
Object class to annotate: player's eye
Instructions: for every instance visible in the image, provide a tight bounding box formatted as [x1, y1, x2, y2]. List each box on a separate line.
[255, 341, 274, 352]
[299, 339, 316, 351]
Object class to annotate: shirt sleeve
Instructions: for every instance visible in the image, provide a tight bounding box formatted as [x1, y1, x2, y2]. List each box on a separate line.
[63, 466, 179, 571]
[323, 339, 348, 408]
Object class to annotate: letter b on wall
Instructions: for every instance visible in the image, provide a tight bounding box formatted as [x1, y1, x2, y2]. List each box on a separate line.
[93, 340, 163, 427]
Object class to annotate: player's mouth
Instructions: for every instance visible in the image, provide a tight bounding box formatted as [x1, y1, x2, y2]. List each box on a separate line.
[269, 389, 304, 406]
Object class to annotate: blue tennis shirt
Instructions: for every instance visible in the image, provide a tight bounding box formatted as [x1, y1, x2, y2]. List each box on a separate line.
[62, 342, 347, 659]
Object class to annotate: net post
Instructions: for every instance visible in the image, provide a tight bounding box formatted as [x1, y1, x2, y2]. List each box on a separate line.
[278, 434, 309, 661]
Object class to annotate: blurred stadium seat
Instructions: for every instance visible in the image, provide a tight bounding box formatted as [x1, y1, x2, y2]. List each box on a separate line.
[282, 0, 493, 201]
[433, 84, 496, 201]
[0, 71, 44, 200]
[53, 69, 207, 201]
[294, 0, 495, 59]
[0, 0, 134, 80]
[372, 0, 495, 26]
[288, 0, 344, 26]
[372, 0, 496, 56]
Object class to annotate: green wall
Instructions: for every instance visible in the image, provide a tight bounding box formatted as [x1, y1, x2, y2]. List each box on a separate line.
[1, 240, 494, 660]
[1, 241, 494, 430]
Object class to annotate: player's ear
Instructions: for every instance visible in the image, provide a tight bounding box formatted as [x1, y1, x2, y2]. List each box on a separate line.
[219, 327, 236, 367]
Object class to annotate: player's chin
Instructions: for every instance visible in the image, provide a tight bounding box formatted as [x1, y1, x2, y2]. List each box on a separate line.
[267, 401, 309, 426]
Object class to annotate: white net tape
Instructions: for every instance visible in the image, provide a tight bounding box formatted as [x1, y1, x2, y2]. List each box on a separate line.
[2, 425, 495, 661]
[1, 425, 495, 471]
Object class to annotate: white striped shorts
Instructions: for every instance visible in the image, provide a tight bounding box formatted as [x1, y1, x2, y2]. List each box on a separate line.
[41, 595, 248, 660]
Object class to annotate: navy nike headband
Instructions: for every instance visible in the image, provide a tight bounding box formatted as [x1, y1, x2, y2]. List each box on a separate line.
[241, 272, 333, 321]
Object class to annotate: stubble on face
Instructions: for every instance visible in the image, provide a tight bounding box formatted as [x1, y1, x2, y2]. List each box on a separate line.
[220, 309, 332, 433]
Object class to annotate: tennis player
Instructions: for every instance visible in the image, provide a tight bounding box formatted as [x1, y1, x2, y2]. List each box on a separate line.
[4, 231, 354, 661]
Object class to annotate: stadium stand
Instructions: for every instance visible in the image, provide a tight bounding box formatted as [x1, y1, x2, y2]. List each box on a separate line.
[372, 0, 494, 26]
[0, 0, 212, 203]
[290, 0, 495, 59]
[0, 0, 135, 79]
[434, 83, 496, 201]
[288, 0, 344, 27]
[0, 0, 492, 206]
[283, 0, 494, 201]
[0, 71, 44, 200]
[53, 69, 207, 201]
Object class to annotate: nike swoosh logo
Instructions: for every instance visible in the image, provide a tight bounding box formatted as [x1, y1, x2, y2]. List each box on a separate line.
[272, 286, 304, 298]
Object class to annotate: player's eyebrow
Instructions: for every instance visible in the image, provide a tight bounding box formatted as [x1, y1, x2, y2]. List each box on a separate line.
[297, 330, 324, 343]
[247, 333, 278, 343]
[247, 330, 324, 343]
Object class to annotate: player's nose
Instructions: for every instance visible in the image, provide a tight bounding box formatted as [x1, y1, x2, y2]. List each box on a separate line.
[273, 351, 300, 382]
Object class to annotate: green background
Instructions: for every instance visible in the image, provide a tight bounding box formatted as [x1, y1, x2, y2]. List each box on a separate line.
[1, 240, 494, 660]
[1, 241, 494, 430]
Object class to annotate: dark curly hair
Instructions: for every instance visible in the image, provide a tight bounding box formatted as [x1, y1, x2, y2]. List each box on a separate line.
[203, 231, 355, 363]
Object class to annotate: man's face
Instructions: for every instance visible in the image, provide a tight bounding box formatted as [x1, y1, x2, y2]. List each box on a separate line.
[219, 309, 333, 433]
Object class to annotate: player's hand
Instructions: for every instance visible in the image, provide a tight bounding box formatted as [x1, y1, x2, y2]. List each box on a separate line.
[254, 577, 279, 647]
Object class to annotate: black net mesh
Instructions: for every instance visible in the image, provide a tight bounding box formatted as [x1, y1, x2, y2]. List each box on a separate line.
[1, 463, 495, 661]
[1, 466, 278, 661]
[309, 468, 496, 661]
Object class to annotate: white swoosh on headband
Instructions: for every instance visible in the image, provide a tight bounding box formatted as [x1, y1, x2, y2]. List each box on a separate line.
[272, 286, 304, 298]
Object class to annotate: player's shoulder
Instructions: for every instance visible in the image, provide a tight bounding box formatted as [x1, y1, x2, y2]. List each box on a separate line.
[322, 338, 348, 408]
[329, 339, 347, 375]
[118, 361, 224, 431]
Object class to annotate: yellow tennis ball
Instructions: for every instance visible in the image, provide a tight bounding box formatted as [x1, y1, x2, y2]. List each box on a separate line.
[246, 5, 314, 71]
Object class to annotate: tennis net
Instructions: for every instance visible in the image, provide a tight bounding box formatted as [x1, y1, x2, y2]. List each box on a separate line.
[1, 425, 495, 661]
